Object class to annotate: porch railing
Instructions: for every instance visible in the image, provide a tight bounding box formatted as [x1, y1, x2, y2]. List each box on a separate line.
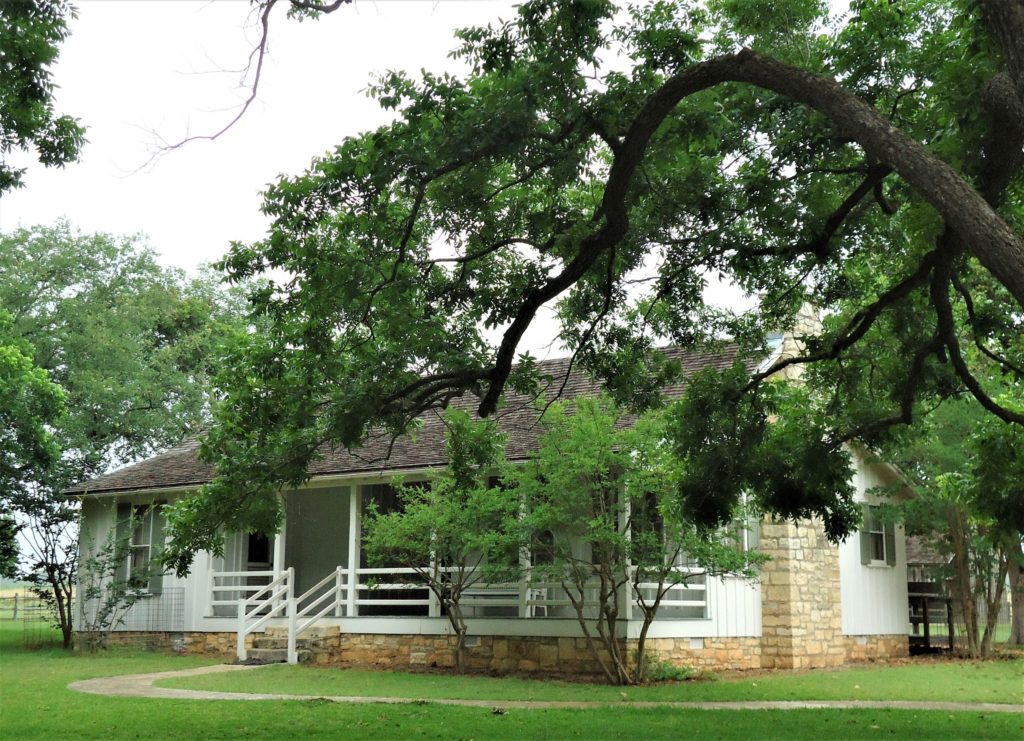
[213, 563, 710, 664]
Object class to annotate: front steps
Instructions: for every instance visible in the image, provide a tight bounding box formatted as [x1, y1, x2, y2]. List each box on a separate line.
[246, 626, 340, 664]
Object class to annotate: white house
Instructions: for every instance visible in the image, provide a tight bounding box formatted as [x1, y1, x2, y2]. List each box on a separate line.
[68, 346, 909, 674]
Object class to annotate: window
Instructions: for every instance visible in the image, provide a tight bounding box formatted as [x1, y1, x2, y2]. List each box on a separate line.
[116, 503, 165, 593]
[859, 505, 896, 567]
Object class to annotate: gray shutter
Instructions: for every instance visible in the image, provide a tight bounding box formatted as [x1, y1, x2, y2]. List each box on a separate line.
[148, 504, 166, 595]
[884, 521, 897, 567]
[859, 505, 872, 565]
[115, 503, 132, 582]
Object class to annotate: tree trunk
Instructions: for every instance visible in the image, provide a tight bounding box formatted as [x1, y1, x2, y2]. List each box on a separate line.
[1008, 541, 1024, 646]
[948, 508, 979, 657]
[438, 586, 468, 674]
[46, 566, 73, 649]
[979, 551, 1008, 657]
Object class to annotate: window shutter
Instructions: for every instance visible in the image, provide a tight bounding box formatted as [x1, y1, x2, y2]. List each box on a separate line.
[884, 521, 897, 567]
[859, 505, 872, 565]
[148, 504, 166, 595]
[115, 503, 132, 582]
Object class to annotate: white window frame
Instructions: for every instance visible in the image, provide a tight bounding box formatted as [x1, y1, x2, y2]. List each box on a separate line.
[125, 505, 161, 591]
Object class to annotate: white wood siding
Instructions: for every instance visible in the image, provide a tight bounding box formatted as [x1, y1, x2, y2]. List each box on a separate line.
[839, 456, 909, 635]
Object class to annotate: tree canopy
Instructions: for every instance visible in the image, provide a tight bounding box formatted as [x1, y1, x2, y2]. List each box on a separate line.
[0, 222, 248, 645]
[0, 0, 85, 194]
[165, 0, 1023, 571]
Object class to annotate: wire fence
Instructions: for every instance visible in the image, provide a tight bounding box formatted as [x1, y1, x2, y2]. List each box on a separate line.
[2, 587, 186, 649]
[0, 590, 64, 647]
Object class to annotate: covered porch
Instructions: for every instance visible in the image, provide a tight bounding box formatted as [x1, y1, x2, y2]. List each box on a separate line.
[202, 481, 715, 663]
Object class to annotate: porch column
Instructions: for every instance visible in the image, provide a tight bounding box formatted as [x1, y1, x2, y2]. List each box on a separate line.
[347, 487, 360, 617]
[273, 511, 287, 579]
[274, 507, 287, 611]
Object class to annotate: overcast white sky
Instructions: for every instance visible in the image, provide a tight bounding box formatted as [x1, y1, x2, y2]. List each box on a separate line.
[1, 0, 521, 272]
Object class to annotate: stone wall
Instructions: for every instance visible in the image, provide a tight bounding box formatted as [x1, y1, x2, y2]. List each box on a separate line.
[759, 518, 845, 669]
[298, 631, 607, 675]
[82, 627, 907, 674]
[843, 634, 909, 662]
[287, 631, 763, 675]
[181, 631, 253, 658]
[78, 630, 249, 658]
[643, 637, 762, 671]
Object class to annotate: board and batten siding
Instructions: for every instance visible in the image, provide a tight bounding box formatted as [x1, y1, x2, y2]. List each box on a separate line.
[838, 456, 909, 636]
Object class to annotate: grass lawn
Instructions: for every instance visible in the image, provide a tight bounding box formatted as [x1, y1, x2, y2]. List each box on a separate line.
[159, 656, 1024, 705]
[1, 624, 1021, 740]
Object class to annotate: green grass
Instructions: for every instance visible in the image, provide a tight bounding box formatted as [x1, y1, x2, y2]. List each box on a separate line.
[1, 623, 1021, 740]
[159, 656, 1024, 705]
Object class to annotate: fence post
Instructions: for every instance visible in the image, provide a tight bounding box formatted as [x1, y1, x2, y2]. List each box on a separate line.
[946, 598, 955, 651]
[286, 567, 297, 664]
[237, 595, 247, 662]
[922, 595, 931, 648]
[11, 593, 17, 621]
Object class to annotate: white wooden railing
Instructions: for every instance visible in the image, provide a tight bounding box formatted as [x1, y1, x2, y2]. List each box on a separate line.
[212, 564, 709, 664]
[236, 568, 292, 661]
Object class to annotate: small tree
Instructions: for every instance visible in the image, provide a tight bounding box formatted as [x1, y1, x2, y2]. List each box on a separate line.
[362, 409, 521, 673]
[516, 396, 761, 685]
[895, 396, 1023, 657]
[625, 412, 763, 681]
[967, 413, 1024, 649]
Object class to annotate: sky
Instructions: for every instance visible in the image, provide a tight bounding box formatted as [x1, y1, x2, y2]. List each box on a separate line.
[1, 0, 522, 274]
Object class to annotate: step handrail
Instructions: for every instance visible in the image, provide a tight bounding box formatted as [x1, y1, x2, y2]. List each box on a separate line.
[291, 566, 347, 644]
[237, 568, 292, 661]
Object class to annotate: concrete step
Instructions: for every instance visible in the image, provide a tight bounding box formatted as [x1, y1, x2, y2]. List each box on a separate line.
[246, 647, 312, 664]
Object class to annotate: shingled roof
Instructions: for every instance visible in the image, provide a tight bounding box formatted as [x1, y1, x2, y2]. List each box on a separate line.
[65, 346, 746, 496]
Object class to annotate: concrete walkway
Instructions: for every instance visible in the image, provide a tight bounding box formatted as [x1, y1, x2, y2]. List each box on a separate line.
[69, 663, 1024, 713]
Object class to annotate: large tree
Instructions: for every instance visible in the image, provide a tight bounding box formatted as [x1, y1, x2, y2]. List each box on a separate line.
[0, 0, 85, 194]
[164, 0, 1023, 571]
[0, 222, 246, 646]
[0, 310, 65, 577]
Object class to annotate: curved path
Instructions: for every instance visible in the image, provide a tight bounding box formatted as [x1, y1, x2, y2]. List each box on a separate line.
[69, 663, 1024, 713]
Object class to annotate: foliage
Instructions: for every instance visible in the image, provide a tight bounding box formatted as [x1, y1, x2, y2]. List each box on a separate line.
[170, 0, 1023, 564]
[967, 409, 1024, 646]
[0, 513, 20, 579]
[513, 396, 761, 684]
[0, 222, 248, 647]
[361, 409, 521, 673]
[890, 395, 1023, 656]
[638, 652, 696, 683]
[668, 362, 858, 539]
[0, 310, 64, 499]
[0, 0, 85, 193]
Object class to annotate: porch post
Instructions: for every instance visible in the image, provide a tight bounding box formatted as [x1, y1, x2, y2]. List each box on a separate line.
[273, 504, 287, 612]
[273, 509, 287, 579]
[347, 486, 360, 617]
[205, 557, 215, 618]
[620, 494, 633, 622]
